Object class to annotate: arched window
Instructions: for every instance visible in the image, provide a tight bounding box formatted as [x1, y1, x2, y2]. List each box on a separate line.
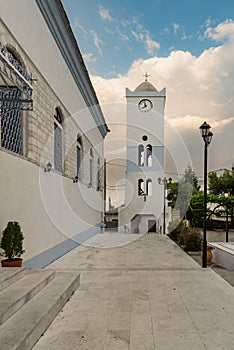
[146, 179, 153, 196]
[138, 144, 144, 166]
[76, 134, 82, 180]
[138, 179, 145, 196]
[1, 48, 23, 155]
[54, 108, 63, 172]
[97, 158, 101, 190]
[146, 144, 152, 167]
[89, 148, 93, 186]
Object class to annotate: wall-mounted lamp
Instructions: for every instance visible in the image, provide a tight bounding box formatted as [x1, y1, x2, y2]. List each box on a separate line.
[73, 176, 78, 183]
[140, 191, 147, 202]
[44, 162, 52, 173]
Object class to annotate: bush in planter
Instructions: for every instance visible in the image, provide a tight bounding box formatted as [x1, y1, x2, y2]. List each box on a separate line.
[0, 221, 25, 261]
[167, 220, 188, 243]
[178, 227, 202, 252]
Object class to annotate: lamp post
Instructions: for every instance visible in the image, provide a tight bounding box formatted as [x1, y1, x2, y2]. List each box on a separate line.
[199, 122, 213, 268]
[158, 177, 172, 235]
[224, 192, 229, 242]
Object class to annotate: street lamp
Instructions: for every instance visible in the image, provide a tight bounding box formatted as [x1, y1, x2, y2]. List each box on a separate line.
[199, 121, 213, 268]
[224, 192, 230, 242]
[158, 177, 172, 235]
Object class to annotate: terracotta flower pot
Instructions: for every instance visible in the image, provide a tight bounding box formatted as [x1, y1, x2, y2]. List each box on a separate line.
[1, 258, 23, 267]
[200, 248, 213, 265]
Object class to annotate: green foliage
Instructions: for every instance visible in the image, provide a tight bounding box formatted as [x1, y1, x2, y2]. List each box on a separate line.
[167, 219, 188, 242]
[0, 221, 25, 260]
[184, 166, 201, 193]
[187, 193, 204, 227]
[209, 168, 234, 196]
[178, 228, 202, 252]
[168, 219, 202, 252]
[167, 165, 200, 220]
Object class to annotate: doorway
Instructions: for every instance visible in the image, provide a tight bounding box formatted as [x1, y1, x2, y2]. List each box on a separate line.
[148, 220, 156, 233]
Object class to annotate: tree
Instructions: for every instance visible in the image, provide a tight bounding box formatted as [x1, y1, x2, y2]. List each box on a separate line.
[208, 167, 234, 224]
[209, 167, 234, 195]
[167, 166, 200, 220]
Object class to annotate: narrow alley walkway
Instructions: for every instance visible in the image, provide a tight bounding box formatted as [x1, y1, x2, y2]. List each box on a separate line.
[34, 233, 234, 350]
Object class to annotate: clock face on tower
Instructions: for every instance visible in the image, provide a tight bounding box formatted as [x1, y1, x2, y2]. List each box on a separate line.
[138, 99, 153, 112]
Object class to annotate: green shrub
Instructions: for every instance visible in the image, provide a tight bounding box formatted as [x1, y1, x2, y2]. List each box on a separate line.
[168, 220, 202, 251]
[0, 221, 25, 260]
[167, 220, 187, 242]
[178, 228, 202, 252]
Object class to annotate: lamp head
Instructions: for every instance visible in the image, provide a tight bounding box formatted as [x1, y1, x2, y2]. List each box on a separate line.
[206, 131, 213, 145]
[199, 122, 213, 144]
[199, 121, 211, 138]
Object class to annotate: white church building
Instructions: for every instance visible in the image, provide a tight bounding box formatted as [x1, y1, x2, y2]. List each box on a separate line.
[0, 0, 109, 268]
[119, 77, 166, 233]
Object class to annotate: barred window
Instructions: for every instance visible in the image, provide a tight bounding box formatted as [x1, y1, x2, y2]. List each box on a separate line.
[1, 47, 23, 155]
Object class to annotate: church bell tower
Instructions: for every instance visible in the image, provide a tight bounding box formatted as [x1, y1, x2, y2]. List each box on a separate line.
[119, 75, 166, 233]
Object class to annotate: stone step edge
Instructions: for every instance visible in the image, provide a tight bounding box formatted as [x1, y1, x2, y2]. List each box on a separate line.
[0, 268, 26, 292]
[0, 270, 55, 325]
[0, 271, 80, 350]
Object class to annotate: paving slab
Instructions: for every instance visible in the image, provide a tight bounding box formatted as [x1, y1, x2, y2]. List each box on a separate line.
[34, 234, 234, 350]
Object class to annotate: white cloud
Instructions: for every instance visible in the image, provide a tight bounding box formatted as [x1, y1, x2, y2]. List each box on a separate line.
[116, 27, 129, 42]
[83, 52, 96, 63]
[204, 17, 212, 28]
[74, 20, 87, 35]
[90, 20, 234, 177]
[145, 32, 160, 54]
[90, 30, 104, 55]
[172, 23, 180, 35]
[131, 29, 160, 55]
[204, 19, 234, 42]
[98, 6, 114, 22]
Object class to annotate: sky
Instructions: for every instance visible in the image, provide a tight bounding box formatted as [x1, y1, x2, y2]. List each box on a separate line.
[62, 0, 234, 206]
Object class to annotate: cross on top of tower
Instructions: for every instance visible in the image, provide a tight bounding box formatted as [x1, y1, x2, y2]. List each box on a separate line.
[143, 73, 150, 82]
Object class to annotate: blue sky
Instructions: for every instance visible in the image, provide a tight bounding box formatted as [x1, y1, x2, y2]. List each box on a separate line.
[63, 0, 234, 78]
[62, 0, 234, 205]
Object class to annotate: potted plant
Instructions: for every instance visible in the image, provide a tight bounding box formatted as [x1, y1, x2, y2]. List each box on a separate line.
[0, 221, 25, 267]
[199, 244, 214, 265]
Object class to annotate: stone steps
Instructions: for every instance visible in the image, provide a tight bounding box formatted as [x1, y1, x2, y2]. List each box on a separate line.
[0, 268, 80, 350]
[0, 269, 55, 325]
[0, 267, 26, 292]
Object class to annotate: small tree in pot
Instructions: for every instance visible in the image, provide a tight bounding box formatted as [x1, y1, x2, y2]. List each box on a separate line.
[0, 221, 25, 267]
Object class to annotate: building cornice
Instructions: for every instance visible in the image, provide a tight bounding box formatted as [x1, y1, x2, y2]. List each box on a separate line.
[36, 0, 109, 138]
[126, 87, 166, 97]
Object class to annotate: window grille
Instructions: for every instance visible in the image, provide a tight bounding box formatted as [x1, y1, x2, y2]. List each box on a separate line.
[0, 87, 22, 154]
